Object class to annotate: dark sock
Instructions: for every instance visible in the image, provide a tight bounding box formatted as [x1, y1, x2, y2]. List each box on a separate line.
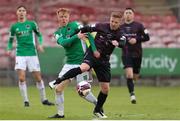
[127, 78, 134, 95]
[54, 67, 82, 84]
[94, 91, 107, 112]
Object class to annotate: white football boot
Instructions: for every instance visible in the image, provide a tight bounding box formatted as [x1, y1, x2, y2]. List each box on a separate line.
[49, 80, 56, 89]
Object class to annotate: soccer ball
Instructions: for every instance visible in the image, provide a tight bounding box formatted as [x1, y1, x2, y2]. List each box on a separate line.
[76, 81, 91, 97]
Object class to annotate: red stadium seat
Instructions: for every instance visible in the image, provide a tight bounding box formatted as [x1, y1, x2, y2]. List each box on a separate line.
[0, 0, 180, 48]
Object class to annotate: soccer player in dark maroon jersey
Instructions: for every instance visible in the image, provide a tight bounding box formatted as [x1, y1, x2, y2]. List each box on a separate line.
[49, 11, 126, 118]
[120, 8, 150, 104]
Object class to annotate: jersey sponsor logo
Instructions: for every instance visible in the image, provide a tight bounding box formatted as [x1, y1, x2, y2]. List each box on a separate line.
[15, 27, 30, 36]
[66, 35, 70, 38]
[125, 26, 131, 32]
[17, 31, 30, 36]
[124, 33, 136, 37]
[17, 32, 22, 36]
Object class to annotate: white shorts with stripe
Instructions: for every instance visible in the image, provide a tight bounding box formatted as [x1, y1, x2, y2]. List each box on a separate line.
[58, 64, 92, 84]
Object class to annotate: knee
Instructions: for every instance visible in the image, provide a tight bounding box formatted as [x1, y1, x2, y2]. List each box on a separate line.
[126, 73, 133, 79]
[101, 85, 110, 94]
[55, 85, 63, 93]
[80, 63, 90, 72]
[33, 73, 42, 82]
[125, 68, 133, 78]
[19, 75, 25, 82]
[35, 77, 42, 82]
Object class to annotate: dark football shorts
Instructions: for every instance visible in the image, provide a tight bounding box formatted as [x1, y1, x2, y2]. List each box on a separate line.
[83, 49, 111, 82]
[122, 56, 142, 74]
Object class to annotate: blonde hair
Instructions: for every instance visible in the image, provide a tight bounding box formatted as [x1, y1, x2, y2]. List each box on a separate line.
[56, 8, 70, 16]
[111, 11, 123, 18]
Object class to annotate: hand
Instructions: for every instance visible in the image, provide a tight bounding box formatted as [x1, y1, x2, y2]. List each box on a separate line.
[6, 50, 12, 56]
[93, 50, 100, 58]
[77, 31, 87, 40]
[37, 45, 44, 53]
[128, 38, 137, 45]
[111, 40, 119, 47]
[119, 36, 126, 47]
[6, 50, 15, 58]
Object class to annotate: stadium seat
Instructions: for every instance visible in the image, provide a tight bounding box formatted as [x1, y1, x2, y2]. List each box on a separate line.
[0, 0, 180, 48]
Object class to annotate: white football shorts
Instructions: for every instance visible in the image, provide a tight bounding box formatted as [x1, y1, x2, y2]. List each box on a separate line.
[15, 56, 40, 72]
[58, 64, 92, 83]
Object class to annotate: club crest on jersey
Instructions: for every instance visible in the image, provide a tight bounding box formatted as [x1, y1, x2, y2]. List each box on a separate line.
[67, 27, 71, 31]
[26, 25, 30, 29]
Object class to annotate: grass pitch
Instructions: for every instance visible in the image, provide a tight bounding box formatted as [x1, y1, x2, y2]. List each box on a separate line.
[0, 85, 180, 120]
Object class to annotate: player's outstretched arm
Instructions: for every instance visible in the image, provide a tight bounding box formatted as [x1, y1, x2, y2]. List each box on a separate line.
[57, 34, 78, 47]
[71, 25, 98, 37]
[55, 31, 86, 47]
[86, 33, 97, 52]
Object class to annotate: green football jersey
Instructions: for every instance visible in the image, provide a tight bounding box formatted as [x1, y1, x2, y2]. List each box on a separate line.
[7, 20, 43, 56]
[54, 21, 95, 64]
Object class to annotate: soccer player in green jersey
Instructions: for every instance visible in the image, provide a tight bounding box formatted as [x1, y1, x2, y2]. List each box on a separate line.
[48, 8, 97, 118]
[6, 5, 54, 107]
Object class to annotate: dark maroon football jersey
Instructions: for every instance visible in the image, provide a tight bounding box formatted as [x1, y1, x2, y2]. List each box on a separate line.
[120, 21, 150, 57]
[93, 23, 124, 59]
[72, 22, 126, 61]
